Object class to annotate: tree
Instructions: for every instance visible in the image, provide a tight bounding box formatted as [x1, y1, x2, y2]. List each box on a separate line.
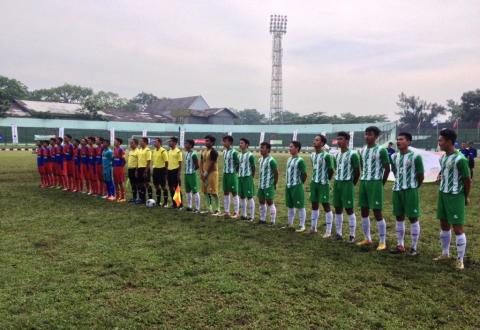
[458, 89, 480, 123]
[130, 92, 161, 110]
[235, 108, 267, 124]
[30, 83, 93, 103]
[396, 92, 446, 132]
[272, 110, 301, 124]
[0, 75, 30, 117]
[82, 91, 127, 116]
[446, 99, 462, 121]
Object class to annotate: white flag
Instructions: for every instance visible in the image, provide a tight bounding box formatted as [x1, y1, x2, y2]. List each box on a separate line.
[11, 124, 18, 144]
[142, 129, 148, 137]
[59, 127, 64, 139]
[110, 128, 115, 142]
[227, 131, 232, 136]
[292, 129, 298, 141]
[349, 131, 354, 149]
[259, 131, 265, 144]
[179, 129, 186, 148]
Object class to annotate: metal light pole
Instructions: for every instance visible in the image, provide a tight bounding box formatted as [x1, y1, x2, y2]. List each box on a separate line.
[269, 14, 287, 124]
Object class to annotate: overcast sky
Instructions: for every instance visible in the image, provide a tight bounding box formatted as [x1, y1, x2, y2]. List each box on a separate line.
[1, 0, 479, 118]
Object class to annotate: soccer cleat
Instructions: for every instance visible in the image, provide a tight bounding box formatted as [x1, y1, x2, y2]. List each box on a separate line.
[433, 254, 451, 261]
[117, 198, 127, 203]
[280, 224, 292, 230]
[390, 245, 406, 254]
[334, 234, 343, 241]
[186, 207, 193, 212]
[348, 236, 355, 244]
[376, 243, 387, 251]
[295, 226, 306, 233]
[258, 220, 267, 225]
[408, 248, 418, 256]
[240, 216, 248, 220]
[455, 260, 465, 270]
[247, 217, 254, 222]
[356, 239, 373, 246]
[309, 228, 317, 234]
[193, 209, 200, 214]
[107, 196, 116, 201]
[269, 222, 276, 226]
[230, 213, 239, 219]
[127, 198, 136, 203]
[322, 233, 332, 239]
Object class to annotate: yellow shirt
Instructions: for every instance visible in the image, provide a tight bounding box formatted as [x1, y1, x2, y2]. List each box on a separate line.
[137, 147, 152, 168]
[127, 148, 139, 168]
[167, 147, 183, 170]
[152, 147, 168, 168]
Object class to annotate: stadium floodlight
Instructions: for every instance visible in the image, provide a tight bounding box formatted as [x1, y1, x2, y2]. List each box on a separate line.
[269, 14, 287, 124]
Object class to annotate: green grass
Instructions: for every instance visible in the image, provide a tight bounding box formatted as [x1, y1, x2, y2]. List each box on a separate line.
[1, 152, 480, 329]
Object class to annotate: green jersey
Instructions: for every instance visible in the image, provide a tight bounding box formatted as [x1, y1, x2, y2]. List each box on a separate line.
[184, 151, 198, 175]
[286, 156, 306, 188]
[310, 151, 333, 184]
[259, 155, 277, 189]
[360, 145, 389, 181]
[439, 151, 470, 194]
[391, 150, 424, 191]
[238, 151, 255, 177]
[223, 148, 239, 174]
[334, 149, 360, 181]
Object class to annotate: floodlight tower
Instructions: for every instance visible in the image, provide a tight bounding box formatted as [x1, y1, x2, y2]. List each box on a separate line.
[269, 14, 287, 124]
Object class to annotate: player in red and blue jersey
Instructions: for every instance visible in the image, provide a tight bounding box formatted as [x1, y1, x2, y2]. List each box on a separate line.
[80, 138, 89, 193]
[95, 137, 106, 197]
[36, 141, 46, 187]
[41, 141, 51, 187]
[46, 138, 56, 187]
[113, 137, 126, 202]
[63, 134, 75, 191]
[72, 139, 83, 192]
[87, 137, 97, 195]
[54, 137, 64, 188]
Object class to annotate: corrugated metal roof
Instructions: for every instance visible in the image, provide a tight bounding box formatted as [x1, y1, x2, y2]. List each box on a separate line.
[16, 100, 83, 115]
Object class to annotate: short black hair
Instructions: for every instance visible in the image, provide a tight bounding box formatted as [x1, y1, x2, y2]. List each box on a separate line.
[155, 137, 162, 144]
[336, 131, 350, 140]
[388, 142, 394, 146]
[316, 134, 327, 145]
[57, 137, 63, 143]
[50, 138, 56, 142]
[260, 142, 271, 151]
[97, 137, 104, 143]
[115, 137, 123, 144]
[205, 135, 216, 144]
[365, 126, 381, 137]
[103, 139, 110, 145]
[398, 132, 412, 142]
[141, 137, 148, 144]
[185, 139, 195, 147]
[291, 140, 302, 151]
[74, 139, 80, 144]
[170, 136, 178, 143]
[440, 128, 457, 144]
[65, 134, 72, 139]
[223, 135, 234, 143]
[239, 137, 250, 146]
[88, 136, 95, 142]
[131, 138, 139, 145]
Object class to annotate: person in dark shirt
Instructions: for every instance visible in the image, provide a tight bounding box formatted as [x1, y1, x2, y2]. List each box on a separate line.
[460, 142, 469, 158]
[387, 142, 395, 161]
[468, 142, 477, 178]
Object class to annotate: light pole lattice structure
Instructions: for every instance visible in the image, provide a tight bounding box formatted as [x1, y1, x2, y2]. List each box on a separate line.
[269, 14, 287, 124]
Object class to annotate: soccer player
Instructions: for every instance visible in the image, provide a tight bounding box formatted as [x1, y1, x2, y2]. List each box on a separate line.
[309, 134, 335, 236]
[257, 142, 278, 225]
[95, 137, 106, 197]
[113, 138, 126, 202]
[221, 135, 240, 218]
[357, 126, 390, 250]
[72, 139, 83, 192]
[283, 141, 307, 232]
[87, 137, 97, 195]
[152, 138, 169, 207]
[41, 140, 50, 187]
[184, 139, 201, 212]
[390, 132, 424, 255]
[102, 139, 116, 201]
[435, 129, 471, 270]
[468, 141, 477, 178]
[137, 137, 152, 204]
[63, 134, 74, 191]
[80, 138, 89, 194]
[200, 135, 220, 215]
[127, 138, 139, 203]
[55, 137, 64, 189]
[333, 132, 360, 243]
[36, 141, 46, 187]
[238, 138, 256, 221]
[167, 137, 183, 209]
[47, 138, 56, 187]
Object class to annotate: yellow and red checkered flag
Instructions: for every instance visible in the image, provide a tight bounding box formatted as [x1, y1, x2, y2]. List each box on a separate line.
[173, 185, 182, 206]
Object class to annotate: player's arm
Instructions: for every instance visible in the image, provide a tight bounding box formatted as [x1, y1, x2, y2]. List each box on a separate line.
[249, 154, 256, 178]
[233, 151, 240, 173]
[300, 158, 307, 184]
[352, 152, 360, 185]
[208, 149, 218, 174]
[177, 151, 183, 179]
[146, 150, 152, 177]
[459, 158, 472, 205]
[271, 159, 279, 189]
[380, 148, 390, 185]
[415, 154, 424, 187]
[327, 154, 334, 180]
[193, 154, 200, 170]
[199, 153, 204, 174]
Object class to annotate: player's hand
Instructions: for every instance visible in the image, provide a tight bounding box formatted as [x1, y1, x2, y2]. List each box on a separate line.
[465, 197, 470, 206]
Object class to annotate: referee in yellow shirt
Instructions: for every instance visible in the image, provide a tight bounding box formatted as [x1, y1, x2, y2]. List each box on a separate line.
[127, 138, 139, 203]
[167, 136, 183, 209]
[137, 137, 153, 204]
[152, 138, 169, 207]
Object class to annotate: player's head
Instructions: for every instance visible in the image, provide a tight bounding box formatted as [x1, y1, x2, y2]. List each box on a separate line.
[50, 138, 55, 145]
[80, 138, 87, 146]
[438, 128, 457, 151]
[184, 139, 194, 151]
[130, 138, 138, 148]
[239, 137, 249, 151]
[364, 126, 381, 145]
[87, 136, 95, 144]
[469, 141, 475, 148]
[41, 140, 48, 147]
[260, 142, 271, 156]
[140, 137, 148, 147]
[289, 140, 301, 155]
[56, 137, 63, 144]
[114, 137, 123, 147]
[396, 132, 412, 150]
[73, 139, 80, 146]
[336, 131, 350, 149]
[95, 136, 104, 145]
[64, 134, 72, 143]
[205, 135, 216, 148]
[168, 136, 178, 148]
[388, 142, 394, 147]
[313, 134, 327, 149]
[154, 138, 162, 149]
[222, 135, 233, 148]
[102, 139, 110, 148]
[461, 142, 466, 149]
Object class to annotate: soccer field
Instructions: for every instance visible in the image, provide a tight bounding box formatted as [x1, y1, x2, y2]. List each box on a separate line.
[1, 152, 480, 329]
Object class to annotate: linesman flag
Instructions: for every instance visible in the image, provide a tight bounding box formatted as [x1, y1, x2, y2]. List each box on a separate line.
[173, 185, 182, 206]
[453, 119, 459, 129]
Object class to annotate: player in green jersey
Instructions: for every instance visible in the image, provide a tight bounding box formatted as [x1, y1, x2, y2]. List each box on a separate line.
[184, 139, 201, 212]
[257, 142, 279, 225]
[333, 131, 360, 243]
[309, 134, 335, 236]
[282, 141, 308, 232]
[435, 129, 471, 270]
[238, 138, 256, 221]
[221, 135, 240, 218]
[358, 126, 391, 251]
[390, 132, 424, 255]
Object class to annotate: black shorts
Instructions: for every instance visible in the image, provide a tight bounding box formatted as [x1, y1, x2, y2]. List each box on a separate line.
[469, 159, 475, 169]
[128, 168, 137, 186]
[167, 168, 180, 188]
[152, 168, 167, 187]
[137, 167, 151, 184]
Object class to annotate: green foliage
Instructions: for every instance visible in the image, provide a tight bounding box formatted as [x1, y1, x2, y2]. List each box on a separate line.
[0, 76, 29, 117]
[235, 108, 267, 124]
[396, 92, 446, 130]
[130, 92, 161, 110]
[82, 91, 128, 116]
[458, 89, 480, 123]
[30, 83, 93, 103]
[1, 152, 480, 328]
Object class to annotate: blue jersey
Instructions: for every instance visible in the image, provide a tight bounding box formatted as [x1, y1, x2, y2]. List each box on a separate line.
[102, 148, 113, 172]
